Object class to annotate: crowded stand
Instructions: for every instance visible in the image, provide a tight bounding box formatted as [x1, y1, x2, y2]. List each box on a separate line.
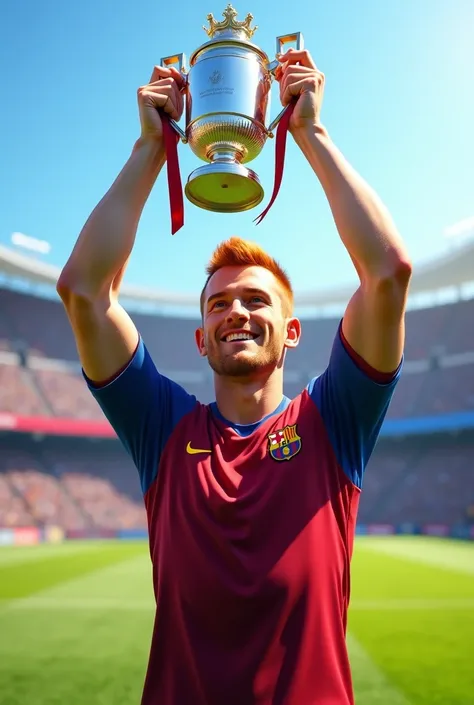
[357, 433, 474, 526]
[0, 284, 473, 536]
[7, 468, 88, 531]
[378, 435, 474, 526]
[61, 472, 147, 531]
[32, 365, 105, 420]
[0, 359, 50, 416]
[0, 437, 146, 531]
[0, 474, 34, 528]
[0, 287, 78, 360]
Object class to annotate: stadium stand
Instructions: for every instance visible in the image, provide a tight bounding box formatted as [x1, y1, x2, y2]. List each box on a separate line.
[1, 287, 474, 416]
[0, 241, 473, 537]
[0, 434, 145, 531]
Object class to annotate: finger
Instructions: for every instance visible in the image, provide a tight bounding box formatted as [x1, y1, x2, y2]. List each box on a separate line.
[277, 49, 317, 70]
[280, 64, 315, 83]
[149, 81, 184, 118]
[148, 65, 186, 90]
[167, 66, 187, 90]
[148, 77, 179, 90]
[275, 61, 311, 81]
[161, 95, 180, 121]
[280, 67, 320, 95]
[140, 86, 181, 121]
[281, 77, 317, 107]
[145, 78, 184, 117]
[149, 65, 171, 83]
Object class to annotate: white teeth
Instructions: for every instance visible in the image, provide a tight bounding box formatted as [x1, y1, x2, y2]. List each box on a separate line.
[225, 332, 254, 342]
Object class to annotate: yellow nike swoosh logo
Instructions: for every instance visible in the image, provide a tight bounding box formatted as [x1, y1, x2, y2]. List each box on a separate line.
[186, 442, 212, 455]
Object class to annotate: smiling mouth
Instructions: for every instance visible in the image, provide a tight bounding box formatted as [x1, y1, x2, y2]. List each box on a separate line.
[221, 332, 259, 343]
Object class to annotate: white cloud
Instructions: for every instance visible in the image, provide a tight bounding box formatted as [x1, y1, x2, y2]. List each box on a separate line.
[11, 232, 51, 255]
[444, 216, 474, 239]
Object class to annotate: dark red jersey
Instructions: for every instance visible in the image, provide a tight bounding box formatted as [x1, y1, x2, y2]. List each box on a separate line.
[87, 323, 400, 705]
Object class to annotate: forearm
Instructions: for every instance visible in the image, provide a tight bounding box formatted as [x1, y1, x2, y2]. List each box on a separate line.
[58, 138, 166, 299]
[293, 125, 411, 279]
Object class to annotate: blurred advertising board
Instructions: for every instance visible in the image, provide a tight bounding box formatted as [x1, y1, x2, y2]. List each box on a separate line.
[13, 527, 40, 545]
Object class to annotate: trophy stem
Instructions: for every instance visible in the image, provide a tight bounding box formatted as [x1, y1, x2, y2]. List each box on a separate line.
[207, 147, 244, 165]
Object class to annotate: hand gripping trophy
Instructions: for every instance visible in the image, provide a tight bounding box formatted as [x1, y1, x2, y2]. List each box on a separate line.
[159, 5, 303, 232]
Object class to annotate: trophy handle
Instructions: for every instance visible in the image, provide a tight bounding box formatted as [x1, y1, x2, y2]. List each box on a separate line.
[159, 54, 188, 143]
[266, 32, 305, 137]
[276, 32, 304, 57]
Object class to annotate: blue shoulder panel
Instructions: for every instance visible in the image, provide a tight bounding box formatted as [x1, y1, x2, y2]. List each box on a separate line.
[307, 327, 401, 488]
[84, 338, 197, 494]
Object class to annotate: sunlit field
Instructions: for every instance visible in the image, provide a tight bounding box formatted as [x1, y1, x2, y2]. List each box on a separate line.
[0, 537, 473, 705]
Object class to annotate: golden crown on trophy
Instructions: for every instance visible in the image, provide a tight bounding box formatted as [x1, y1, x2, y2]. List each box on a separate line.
[203, 4, 258, 40]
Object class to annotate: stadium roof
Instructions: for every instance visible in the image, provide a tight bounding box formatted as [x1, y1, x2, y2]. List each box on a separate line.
[1, 239, 474, 308]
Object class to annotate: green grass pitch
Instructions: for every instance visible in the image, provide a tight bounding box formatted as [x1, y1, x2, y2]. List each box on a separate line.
[0, 536, 473, 704]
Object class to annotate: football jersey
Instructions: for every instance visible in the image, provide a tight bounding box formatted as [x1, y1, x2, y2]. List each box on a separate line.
[86, 323, 400, 705]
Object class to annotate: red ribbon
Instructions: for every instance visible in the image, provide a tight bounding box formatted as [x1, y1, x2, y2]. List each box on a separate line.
[254, 101, 295, 226]
[161, 112, 184, 235]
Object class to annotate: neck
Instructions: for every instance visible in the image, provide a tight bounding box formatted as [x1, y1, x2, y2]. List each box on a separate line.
[213, 368, 285, 425]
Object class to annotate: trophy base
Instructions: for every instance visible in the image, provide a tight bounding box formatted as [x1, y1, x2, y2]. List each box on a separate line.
[185, 163, 264, 213]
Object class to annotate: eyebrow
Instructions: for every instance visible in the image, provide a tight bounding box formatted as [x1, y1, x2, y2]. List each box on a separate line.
[206, 287, 270, 308]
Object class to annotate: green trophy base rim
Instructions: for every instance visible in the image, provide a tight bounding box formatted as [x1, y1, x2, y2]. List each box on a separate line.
[184, 163, 264, 213]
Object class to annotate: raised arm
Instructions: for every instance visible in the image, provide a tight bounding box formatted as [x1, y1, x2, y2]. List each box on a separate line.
[57, 65, 185, 383]
[278, 50, 412, 373]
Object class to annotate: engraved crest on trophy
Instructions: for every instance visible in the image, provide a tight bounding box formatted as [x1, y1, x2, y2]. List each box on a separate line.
[209, 70, 223, 85]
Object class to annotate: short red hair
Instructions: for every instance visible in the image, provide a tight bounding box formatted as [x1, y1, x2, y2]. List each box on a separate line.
[200, 236, 294, 315]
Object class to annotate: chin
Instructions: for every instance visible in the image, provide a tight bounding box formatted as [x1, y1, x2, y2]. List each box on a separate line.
[209, 351, 276, 378]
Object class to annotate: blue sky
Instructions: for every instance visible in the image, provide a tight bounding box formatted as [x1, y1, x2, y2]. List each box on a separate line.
[1, 0, 473, 297]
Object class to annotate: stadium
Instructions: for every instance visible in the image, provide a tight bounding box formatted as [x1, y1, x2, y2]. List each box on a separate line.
[1, 240, 474, 705]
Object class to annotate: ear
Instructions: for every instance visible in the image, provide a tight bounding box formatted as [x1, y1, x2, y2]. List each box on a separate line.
[284, 317, 301, 349]
[195, 326, 207, 357]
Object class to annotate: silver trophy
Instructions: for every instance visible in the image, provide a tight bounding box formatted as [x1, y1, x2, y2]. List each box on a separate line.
[161, 4, 303, 213]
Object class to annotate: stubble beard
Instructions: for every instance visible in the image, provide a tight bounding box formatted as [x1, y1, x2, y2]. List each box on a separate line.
[206, 336, 284, 378]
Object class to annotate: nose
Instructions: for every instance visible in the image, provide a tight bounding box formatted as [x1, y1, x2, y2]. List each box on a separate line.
[226, 299, 250, 324]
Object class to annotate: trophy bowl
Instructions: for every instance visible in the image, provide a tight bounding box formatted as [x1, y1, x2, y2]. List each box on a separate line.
[161, 5, 303, 213]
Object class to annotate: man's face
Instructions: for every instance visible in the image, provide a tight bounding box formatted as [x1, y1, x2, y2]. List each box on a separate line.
[196, 265, 300, 378]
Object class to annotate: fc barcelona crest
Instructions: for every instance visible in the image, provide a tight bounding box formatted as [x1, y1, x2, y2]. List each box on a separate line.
[268, 424, 302, 462]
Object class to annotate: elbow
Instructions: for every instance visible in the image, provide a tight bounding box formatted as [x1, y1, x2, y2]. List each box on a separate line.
[56, 269, 74, 305]
[370, 258, 413, 317]
[56, 267, 109, 310]
[56, 268, 85, 308]
[56, 267, 75, 307]
[378, 258, 413, 296]
[363, 255, 413, 291]
[389, 256, 413, 290]
[361, 256, 412, 311]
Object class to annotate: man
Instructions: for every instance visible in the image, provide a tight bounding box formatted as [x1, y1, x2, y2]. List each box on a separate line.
[58, 49, 411, 705]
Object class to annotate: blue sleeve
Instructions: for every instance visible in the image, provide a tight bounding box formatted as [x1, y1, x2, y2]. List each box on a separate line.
[307, 324, 401, 489]
[84, 338, 197, 494]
